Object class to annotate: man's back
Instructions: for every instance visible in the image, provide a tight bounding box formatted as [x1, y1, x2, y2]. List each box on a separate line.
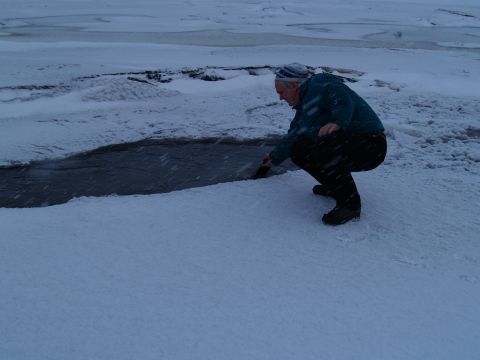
[301, 73, 384, 135]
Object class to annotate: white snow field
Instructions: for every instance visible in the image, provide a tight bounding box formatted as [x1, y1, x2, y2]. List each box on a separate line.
[2, 168, 480, 360]
[1, 0, 480, 359]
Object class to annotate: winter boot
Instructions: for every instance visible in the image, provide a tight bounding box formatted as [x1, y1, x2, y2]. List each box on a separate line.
[312, 184, 334, 197]
[322, 205, 361, 225]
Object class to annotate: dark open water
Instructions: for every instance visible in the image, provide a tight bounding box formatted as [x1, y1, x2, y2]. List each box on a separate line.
[0, 138, 297, 208]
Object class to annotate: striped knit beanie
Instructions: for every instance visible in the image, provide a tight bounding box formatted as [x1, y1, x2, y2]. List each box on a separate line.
[275, 63, 312, 83]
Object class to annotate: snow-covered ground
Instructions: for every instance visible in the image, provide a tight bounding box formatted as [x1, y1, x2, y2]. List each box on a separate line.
[2, 168, 480, 359]
[1, 0, 480, 359]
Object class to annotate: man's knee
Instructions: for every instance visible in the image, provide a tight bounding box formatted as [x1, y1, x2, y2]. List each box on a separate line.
[290, 135, 313, 167]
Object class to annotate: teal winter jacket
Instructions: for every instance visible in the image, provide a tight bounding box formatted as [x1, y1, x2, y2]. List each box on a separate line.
[269, 73, 384, 165]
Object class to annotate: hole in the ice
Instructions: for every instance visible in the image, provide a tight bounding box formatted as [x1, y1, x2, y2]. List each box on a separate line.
[0, 138, 297, 208]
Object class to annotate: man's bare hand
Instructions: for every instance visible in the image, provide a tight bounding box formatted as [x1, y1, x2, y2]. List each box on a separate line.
[252, 154, 273, 179]
[262, 154, 273, 168]
[319, 122, 341, 136]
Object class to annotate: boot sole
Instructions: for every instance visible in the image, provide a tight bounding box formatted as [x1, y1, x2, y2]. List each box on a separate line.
[322, 213, 360, 226]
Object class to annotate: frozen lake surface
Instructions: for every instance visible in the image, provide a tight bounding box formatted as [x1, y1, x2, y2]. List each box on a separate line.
[2, 14, 480, 51]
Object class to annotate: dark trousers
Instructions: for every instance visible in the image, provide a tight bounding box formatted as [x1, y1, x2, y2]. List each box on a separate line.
[290, 131, 387, 209]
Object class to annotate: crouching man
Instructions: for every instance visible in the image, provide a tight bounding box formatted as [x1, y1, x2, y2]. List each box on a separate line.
[258, 63, 387, 225]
